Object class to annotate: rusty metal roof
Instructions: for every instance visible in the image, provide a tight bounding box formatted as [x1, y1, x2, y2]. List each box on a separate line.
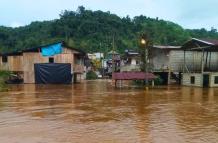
[112, 72, 156, 80]
[202, 39, 218, 45]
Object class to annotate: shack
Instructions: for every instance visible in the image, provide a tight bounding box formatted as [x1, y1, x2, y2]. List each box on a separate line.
[120, 49, 141, 72]
[0, 42, 86, 84]
[181, 38, 218, 87]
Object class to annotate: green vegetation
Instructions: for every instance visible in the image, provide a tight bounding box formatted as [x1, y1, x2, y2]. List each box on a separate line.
[0, 71, 10, 91]
[0, 6, 218, 53]
[86, 71, 98, 80]
[153, 76, 164, 85]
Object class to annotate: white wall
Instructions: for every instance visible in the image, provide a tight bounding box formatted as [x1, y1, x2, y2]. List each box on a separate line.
[131, 58, 137, 65]
[209, 73, 218, 87]
[182, 73, 203, 87]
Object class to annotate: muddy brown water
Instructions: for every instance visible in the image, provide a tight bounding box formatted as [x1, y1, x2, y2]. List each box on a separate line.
[0, 80, 218, 143]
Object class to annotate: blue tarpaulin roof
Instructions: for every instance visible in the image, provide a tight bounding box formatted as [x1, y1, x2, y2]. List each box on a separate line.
[41, 43, 62, 56]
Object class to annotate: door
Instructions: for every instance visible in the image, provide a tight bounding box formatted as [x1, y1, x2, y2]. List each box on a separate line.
[203, 74, 209, 87]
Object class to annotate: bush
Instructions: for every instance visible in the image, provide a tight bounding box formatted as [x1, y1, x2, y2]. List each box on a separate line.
[153, 76, 164, 85]
[86, 71, 98, 80]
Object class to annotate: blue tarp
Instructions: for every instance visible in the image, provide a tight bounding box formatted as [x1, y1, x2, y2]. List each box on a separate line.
[41, 43, 62, 56]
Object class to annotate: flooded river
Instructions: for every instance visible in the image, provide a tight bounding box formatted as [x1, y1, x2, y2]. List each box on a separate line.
[0, 80, 218, 143]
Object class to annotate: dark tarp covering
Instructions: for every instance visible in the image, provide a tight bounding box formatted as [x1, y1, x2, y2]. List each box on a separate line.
[34, 63, 72, 84]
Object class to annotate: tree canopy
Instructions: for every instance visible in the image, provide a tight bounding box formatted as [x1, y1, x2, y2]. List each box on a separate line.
[0, 6, 218, 53]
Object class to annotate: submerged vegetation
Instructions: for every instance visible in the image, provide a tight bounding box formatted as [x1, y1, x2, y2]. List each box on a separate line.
[0, 6, 218, 53]
[86, 71, 98, 80]
[0, 71, 10, 91]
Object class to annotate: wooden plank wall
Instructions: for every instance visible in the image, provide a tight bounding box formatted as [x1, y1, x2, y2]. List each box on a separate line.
[23, 47, 78, 83]
[54, 48, 74, 71]
[0, 55, 23, 71]
[0, 56, 9, 70]
[23, 52, 48, 83]
[8, 56, 23, 71]
[0, 47, 83, 83]
[151, 48, 170, 70]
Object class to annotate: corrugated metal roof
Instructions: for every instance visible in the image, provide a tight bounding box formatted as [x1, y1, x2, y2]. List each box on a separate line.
[182, 38, 218, 51]
[153, 45, 181, 49]
[202, 39, 218, 46]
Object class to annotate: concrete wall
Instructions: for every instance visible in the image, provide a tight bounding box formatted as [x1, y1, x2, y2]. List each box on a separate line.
[209, 73, 218, 87]
[182, 73, 203, 87]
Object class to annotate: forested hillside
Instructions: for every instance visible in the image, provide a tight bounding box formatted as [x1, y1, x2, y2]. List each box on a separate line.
[0, 6, 218, 53]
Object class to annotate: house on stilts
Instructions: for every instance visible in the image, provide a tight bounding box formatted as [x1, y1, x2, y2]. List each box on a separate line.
[181, 38, 218, 87]
[0, 42, 86, 84]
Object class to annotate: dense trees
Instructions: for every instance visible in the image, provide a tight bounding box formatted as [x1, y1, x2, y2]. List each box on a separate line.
[0, 6, 218, 53]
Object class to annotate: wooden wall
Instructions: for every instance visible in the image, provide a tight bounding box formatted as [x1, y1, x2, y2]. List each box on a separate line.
[151, 48, 170, 70]
[0, 47, 85, 83]
[0, 55, 23, 72]
[23, 47, 80, 83]
[23, 52, 48, 83]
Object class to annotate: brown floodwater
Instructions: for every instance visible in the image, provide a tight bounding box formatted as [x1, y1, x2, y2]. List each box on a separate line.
[0, 80, 218, 143]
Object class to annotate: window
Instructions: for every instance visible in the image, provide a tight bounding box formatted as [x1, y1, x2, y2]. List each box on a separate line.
[214, 76, 218, 84]
[49, 57, 54, 63]
[2, 56, 8, 63]
[190, 76, 195, 84]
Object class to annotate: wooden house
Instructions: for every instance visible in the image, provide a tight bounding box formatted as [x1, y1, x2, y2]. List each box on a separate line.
[0, 42, 86, 84]
[151, 44, 218, 72]
[120, 49, 141, 72]
[150, 44, 218, 84]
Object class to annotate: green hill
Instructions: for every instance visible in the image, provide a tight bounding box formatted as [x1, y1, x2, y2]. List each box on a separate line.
[0, 6, 218, 53]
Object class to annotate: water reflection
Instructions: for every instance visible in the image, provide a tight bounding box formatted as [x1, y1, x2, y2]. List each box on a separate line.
[0, 80, 218, 143]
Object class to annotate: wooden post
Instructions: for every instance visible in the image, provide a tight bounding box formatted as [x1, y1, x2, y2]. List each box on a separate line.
[201, 49, 205, 74]
[209, 52, 211, 70]
[183, 50, 186, 73]
[168, 67, 171, 85]
[152, 80, 154, 87]
[205, 51, 208, 71]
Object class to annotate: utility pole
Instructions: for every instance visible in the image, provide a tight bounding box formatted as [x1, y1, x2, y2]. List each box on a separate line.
[112, 34, 115, 73]
[140, 34, 149, 87]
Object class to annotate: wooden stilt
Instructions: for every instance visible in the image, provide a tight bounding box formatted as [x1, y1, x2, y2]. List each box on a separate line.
[183, 50, 186, 73]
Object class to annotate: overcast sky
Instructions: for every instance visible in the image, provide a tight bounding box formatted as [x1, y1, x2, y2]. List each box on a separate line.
[0, 0, 217, 30]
